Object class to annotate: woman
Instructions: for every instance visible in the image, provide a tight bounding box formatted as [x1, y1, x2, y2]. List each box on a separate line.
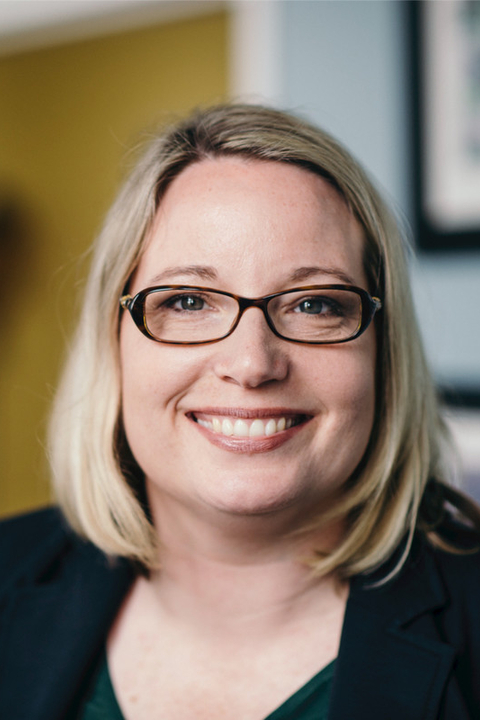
[1, 104, 479, 720]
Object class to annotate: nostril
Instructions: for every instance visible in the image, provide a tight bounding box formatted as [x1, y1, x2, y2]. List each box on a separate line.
[213, 343, 289, 388]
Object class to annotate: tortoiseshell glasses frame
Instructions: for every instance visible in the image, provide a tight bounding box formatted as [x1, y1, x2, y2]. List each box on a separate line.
[119, 284, 382, 346]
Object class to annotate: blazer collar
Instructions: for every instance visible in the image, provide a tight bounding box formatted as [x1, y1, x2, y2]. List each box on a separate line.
[0, 520, 457, 720]
[0, 522, 134, 720]
[328, 535, 456, 720]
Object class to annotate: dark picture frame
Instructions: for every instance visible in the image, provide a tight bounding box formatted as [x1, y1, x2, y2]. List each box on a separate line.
[410, 0, 480, 252]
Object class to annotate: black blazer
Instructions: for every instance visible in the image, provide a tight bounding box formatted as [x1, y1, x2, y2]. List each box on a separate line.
[0, 507, 479, 720]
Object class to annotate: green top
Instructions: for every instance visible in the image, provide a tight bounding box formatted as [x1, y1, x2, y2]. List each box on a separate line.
[79, 651, 335, 720]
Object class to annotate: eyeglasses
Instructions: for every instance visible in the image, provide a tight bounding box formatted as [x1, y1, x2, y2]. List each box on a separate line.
[119, 284, 382, 345]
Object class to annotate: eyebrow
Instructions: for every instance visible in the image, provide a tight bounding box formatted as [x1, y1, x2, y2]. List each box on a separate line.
[147, 265, 218, 284]
[288, 266, 356, 286]
[146, 264, 356, 287]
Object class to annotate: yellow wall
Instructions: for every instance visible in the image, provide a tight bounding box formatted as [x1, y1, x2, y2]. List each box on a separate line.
[0, 12, 228, 517]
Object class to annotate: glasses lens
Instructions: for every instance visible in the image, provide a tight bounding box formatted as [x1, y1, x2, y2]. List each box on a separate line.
[269, 288, 362, 342]
[144, 288, 238, 342]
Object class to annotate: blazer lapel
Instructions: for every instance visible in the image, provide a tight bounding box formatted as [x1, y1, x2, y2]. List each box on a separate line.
[0, 529, 133, 720]
[328, 539, 456, 720]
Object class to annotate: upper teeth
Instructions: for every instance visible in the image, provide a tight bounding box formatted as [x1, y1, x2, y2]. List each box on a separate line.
[196, 416, 293, 438]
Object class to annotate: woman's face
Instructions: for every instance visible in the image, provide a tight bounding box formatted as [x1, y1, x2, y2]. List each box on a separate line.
[120, 157, 376, 526]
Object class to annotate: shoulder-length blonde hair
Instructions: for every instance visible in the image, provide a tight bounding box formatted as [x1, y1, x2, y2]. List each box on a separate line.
[48, 103, 472, 576]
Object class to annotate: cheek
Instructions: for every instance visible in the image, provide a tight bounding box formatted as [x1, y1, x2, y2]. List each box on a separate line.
[119, 330, 182, 474]
[120, 330, 155, 412]
[336, 361, 375, 411]
[309, 338, 376, 446]
[119, 324, 209, 429]
[346, 358, 376, 456]
[340, 370, 375, 452]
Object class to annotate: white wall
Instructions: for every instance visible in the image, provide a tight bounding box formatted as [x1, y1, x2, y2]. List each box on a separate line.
[282, 0, 409, 214]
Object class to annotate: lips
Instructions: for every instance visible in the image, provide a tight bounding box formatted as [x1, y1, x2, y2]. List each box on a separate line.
[189, 408, 310, 442]
[194, 413, 305, 438]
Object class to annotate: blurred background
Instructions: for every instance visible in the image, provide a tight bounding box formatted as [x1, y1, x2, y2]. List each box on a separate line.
[1, 0, 479, 518]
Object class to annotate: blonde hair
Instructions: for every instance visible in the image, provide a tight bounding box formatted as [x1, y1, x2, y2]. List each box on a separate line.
[48, 103, 471, 576]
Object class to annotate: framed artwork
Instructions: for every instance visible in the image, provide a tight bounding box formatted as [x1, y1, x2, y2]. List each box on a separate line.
[411, 0, 480, 251]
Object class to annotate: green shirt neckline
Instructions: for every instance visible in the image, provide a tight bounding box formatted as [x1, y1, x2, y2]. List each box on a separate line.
[79, 650, 335, 720]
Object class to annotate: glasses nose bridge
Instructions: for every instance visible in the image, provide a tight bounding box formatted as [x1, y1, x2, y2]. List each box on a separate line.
[234, 295, 273, 331]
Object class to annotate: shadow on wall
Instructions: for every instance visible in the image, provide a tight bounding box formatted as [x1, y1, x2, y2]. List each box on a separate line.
[0, 194, 38, 336]
[0, 193, 50, 512]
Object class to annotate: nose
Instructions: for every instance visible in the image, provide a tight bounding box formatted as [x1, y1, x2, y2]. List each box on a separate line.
[212, 307, 290, 388]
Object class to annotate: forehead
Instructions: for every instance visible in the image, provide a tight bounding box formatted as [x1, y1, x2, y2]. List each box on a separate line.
[134, 157, 367, 292]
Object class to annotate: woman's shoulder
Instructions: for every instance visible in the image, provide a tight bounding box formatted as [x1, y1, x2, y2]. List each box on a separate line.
[0, 507, 76, 593]
[0, 504, 67, 544]
[0, 504, 67, 545]
[0, 505, 64, 537]
[417, 515, 480, 633]
[418, 481, 480, 587]
[0, 506, 134, 600]
[429, 517, 480, 583]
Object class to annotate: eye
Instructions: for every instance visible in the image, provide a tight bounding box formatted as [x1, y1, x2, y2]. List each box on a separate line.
[168, 294, 206, 311]
[294, 297, 336, 315]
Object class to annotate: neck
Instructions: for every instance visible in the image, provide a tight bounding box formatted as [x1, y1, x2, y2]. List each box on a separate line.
[144, 488, 347, 634]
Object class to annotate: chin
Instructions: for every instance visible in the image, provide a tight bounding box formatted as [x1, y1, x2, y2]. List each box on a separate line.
[200, 473, 313, 518]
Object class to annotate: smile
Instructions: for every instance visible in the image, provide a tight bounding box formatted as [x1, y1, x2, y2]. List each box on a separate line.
[190, 412, 308, 438]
